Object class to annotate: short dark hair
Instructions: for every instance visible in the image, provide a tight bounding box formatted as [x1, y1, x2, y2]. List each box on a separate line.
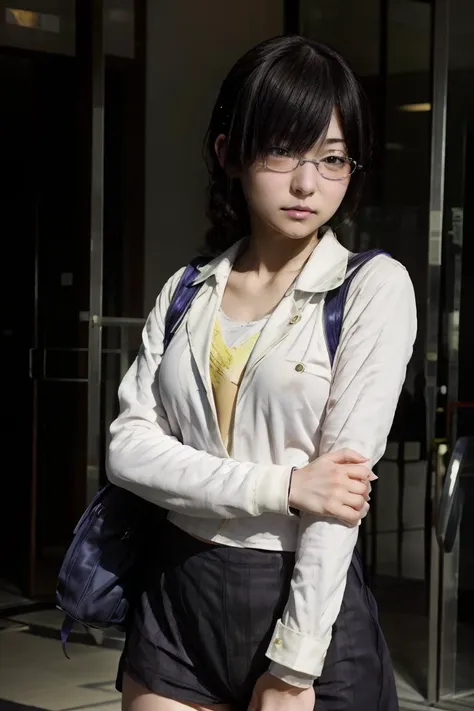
[203, 35, 373, 255]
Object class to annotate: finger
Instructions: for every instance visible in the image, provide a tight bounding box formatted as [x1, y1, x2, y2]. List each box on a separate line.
[347, 479, 370, 496]
[343, 464, 378, 482]
[334, 504, 363, 526]
[343, 465, 372, 481]
[325, 448, 368, 464]
[342, 493, 366, 511]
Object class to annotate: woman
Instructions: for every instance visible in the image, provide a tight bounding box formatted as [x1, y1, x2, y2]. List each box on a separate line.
[108, 35, 416, 711]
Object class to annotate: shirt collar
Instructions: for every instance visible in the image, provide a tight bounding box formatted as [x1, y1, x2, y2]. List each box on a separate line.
[191, 240, 244, 286]
[191, 228, 349, 293]
[293, 227, 348, 293]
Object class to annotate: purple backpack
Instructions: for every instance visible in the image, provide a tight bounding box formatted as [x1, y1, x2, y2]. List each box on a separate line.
[56, 258, 207, 651]
[56, 249, 385, 650]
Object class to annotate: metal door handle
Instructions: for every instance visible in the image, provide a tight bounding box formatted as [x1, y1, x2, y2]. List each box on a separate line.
[436, 437, 468, 552]
[80, 312, 145, 327]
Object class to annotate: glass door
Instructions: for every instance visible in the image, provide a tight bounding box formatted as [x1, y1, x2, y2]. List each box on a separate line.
[429, 0, 474, 705]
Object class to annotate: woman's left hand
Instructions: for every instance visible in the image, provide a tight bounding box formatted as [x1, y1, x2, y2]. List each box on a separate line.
[248, 672, 315, 711]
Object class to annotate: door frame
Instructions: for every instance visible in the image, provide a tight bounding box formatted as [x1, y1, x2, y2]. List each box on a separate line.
[85, 0, 146, 502]
[426, 0, 450, 702]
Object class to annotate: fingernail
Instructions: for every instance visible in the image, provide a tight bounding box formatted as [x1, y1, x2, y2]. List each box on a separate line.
[369, 473, 378, 481]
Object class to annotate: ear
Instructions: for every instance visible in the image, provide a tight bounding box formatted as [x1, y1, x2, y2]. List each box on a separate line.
[214, 134, 227, 169]
[214, 134, 240, 178]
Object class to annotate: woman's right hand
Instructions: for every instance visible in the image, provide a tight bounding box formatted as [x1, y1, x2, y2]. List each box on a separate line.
[289, 449, 375, 525]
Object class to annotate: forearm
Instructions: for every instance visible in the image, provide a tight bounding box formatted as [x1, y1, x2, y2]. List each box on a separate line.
[267, 517, 358, 685]
[108, 413, 292, 518]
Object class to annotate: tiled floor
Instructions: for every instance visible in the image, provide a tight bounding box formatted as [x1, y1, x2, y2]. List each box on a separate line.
[0, 607, 457, 711]
[0, 629, 121, 711]
[0, 583, 35, 613]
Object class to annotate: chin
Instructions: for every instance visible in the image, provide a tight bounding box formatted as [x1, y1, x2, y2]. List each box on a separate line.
[285, 230, 317, 241]
[275, 220, 322, 242]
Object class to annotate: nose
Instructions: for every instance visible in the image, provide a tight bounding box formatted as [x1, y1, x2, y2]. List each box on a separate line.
[290, 160, 319, 197]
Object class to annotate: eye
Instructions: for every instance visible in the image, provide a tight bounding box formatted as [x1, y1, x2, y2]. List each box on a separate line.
[321, 154, 348, 165]
[267, 146, 292, 158]
[263, 147, 298, 173]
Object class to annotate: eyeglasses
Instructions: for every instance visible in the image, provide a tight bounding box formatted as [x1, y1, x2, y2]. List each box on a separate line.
[262, 148, 363, 181]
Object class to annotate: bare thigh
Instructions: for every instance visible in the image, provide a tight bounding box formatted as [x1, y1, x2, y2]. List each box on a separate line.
[122, 673, 231, 711]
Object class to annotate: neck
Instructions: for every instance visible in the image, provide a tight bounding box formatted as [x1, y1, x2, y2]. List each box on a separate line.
[239, 225, 320, 276]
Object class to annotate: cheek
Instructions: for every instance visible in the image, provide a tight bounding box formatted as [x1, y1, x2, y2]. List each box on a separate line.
[322, 180, 349, 210]
[243, 172, 287, 210]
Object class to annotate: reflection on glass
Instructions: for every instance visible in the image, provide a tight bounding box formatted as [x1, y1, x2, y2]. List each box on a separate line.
[5, 8, 60, 33]
[398, 103, 431, 112]
[0, 2, 74, 54]
[6, 9, 38, 28]
[104, 0, 134, 58]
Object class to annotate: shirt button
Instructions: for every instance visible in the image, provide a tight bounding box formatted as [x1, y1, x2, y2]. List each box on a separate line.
[294, 363, 305, 373]
[289, 314, 301, 325]
[274, 638, 283, 647]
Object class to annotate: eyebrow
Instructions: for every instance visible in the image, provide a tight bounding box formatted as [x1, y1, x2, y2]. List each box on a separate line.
[324, 137, 345, 145]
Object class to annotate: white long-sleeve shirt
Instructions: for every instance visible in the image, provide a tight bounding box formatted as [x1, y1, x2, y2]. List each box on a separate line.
[107, 228, 417, 686]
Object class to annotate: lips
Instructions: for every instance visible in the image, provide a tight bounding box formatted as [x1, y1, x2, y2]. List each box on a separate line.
[282, 206, 316, 220]
[283, 206, 315, 213]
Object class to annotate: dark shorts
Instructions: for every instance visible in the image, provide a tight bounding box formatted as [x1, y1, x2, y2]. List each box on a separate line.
[117, 521, 398, 711]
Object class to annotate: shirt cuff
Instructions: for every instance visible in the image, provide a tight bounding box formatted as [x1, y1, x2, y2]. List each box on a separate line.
[265, 619, 331, 678]
[255, 465, 294, 516]
[267, 662, 315, 688]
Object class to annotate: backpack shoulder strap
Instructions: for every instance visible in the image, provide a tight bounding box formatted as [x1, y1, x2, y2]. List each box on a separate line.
[163, 256, 209, 352]
[323, 249, 389, 367]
